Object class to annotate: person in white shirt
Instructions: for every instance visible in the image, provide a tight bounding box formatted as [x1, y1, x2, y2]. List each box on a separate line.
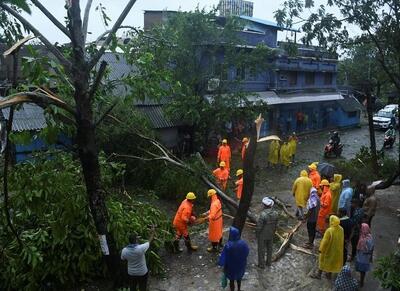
[121, 228, 155, 291]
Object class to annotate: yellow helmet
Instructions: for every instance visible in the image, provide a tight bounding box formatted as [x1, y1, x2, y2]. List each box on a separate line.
[320, 179, 330, 186]
[186, 192, 197, 200]
[308, 163, 317, 170]
[222, 139, 228, 144]
[242, 137, 248, 143]
[236, 169, 243, 176]
[219, 161, 226, 167]
[207, 189, 217, 197]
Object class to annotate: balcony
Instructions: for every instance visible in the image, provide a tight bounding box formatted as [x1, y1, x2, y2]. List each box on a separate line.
[275, 59, 336, 72]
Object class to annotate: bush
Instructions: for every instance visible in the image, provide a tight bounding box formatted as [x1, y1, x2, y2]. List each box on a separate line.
[0, 153, 172, 290]
[374, 251, 400, 289]
[333, 146, 398, 184]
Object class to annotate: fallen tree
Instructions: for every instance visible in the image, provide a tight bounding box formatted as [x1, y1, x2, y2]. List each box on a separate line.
[272, 221, 303, 262]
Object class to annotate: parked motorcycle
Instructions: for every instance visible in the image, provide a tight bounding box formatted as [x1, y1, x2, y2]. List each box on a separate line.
[324, 139, 343, 158]
[383, 134, 396, 149]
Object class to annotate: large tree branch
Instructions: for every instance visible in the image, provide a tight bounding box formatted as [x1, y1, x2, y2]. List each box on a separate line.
[0, 3, 72, 71]
[89, 61, 108, 100]
[82, 0, 94, 43]
[88, 0, 138, 69]
[2, 106, 23, 247]
[0, 91, 77, 117]
[30, 0, 71, 39]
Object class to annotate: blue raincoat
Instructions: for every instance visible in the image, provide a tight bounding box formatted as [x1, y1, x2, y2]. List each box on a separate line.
[218, 227, 249, 281]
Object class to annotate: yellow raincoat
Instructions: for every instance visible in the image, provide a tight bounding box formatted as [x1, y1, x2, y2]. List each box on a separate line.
[280, 143, 291, 167]
[288, 135, 298, 157]
[268, 140, 279, 165]
[292, 170, 313, 208]
[319, 215, 344, 273]
[330, 174, 342, 214]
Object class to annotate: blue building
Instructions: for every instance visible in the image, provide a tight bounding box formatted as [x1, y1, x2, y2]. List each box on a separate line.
[143, 11, 362, 140]
[0, 101, 70, 163]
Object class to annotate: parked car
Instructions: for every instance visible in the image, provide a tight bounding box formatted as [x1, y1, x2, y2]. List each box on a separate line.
[384, 104, 398, 112]
[373, 107, 399, 130]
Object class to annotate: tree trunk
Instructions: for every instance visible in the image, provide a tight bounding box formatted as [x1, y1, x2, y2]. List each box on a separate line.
[232, 120, 257, 232]
[366, 92, 378, 172]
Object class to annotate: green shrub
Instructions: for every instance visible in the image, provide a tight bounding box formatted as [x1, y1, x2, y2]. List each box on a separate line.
[333, 146, 398, 184]
[374, 251, 400, 289]
[0, 153, 172, 290]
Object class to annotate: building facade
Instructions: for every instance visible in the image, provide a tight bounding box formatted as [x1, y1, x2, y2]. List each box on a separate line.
[218, 0, 254, 17]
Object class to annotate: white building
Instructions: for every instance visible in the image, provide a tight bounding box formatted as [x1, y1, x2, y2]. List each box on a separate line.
[218, 0, 254, 17]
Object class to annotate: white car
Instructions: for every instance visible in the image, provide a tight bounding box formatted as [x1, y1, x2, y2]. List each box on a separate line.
[384, 104, 398, 112]
[373, 108, 398, 130]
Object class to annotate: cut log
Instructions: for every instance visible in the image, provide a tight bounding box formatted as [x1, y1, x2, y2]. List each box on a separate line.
[272, 196, 296, 219]
[275, 231, 315, 256]
[272, 221, 303, 262]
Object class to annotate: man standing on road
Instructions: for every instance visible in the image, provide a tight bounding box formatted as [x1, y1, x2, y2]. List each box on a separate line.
[217, 139, 231, 173]
[308, 163, 321, 191]
[304, 187, 320, 249]
[121, 229, 155, 291]
[317, 180, 332, 233]
[339, 179, 353, 217]
[292, 170, 313, 220]
[311, 215, 344, 280]
[235, 169, 244, 200]
[256, 197, 279, 268]
[172, 192, 199, 252]
[205, 189, 223, 253]
[213, 161, 229, 191]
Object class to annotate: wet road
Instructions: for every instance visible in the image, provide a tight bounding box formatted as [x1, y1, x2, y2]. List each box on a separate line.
[151, 123, 399, 291]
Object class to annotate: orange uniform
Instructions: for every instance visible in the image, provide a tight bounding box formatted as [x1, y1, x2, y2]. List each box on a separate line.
[213, 167, 229, 190]
[173, 199, 194, 238]
[208, 195, 223, 243]
[217, 145, 231, 171]
[309, 170, 321, 189]
[317, 186, 332, 233]
[235, 177, 243, 200]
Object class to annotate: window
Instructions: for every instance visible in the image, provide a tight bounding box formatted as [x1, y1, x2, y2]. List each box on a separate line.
[305, 72, 315, 85]
[348, 111, 357, 118]
[280, 73, 287, 81]
[236, 66, 245, 80]
[288, 71, 298, 86]
[324, 73, 333, 85]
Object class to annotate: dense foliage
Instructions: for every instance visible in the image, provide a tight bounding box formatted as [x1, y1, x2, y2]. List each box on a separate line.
[333, 146, 398, 183]
[123, 9, 271, 145]
[0, 153, 173, 290]
[374, 250, 400, 289]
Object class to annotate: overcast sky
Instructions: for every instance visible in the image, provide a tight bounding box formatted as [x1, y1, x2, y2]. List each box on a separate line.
[20, 0, 359, 43]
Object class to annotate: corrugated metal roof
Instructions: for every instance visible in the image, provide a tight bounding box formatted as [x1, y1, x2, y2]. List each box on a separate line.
[0, 101, 46, 132]
[205, 91, 344, 106]
[136, 105, 181, 129]
[337, 96, 364, 112]
[239, 15, 299, 32]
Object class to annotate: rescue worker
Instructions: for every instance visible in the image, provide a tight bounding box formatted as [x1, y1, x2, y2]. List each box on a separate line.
[330, 174, 343, 214]
[241, 137, 249, 160]
[292, 170, 313, 220]
[256, 197, 279, 268]
[339, 179, 353, 217]
[279, 141, 291, 170]
[172, 192, 198, 252]
[213, 161, 229, 191]
[268, 140, 280, 168]
[235, 169, 244, 200]
[218, 139, 231, 173]
[288, 132, 298, 162]
[205, 189, 223, 252]
[311, 215, 344, 279]
[317, 180, 332, 233]
[308, 163, 321, 190]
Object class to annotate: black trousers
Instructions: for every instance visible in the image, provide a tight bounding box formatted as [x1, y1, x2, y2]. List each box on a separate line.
[128, 272, 148, 291]
[307, 221, 317, 244]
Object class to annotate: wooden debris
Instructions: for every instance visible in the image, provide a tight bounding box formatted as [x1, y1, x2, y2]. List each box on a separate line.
[223, 213, 256, 228]
[272, 196, 295, 218]
[275, 231, 315, 256]
[272, 221, 303, 262]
